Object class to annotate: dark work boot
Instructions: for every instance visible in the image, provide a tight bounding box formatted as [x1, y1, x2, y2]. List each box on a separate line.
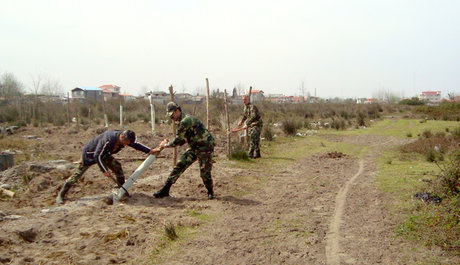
[248, 151, 254, 159]
[154, 181, 172, 198]
[116, 175, 125, 186]
[204, 179, 216, 200]
[254, 151, 261, 159]
[56, 182, 72, 204]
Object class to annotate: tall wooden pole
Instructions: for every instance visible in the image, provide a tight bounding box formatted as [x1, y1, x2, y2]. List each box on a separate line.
[76, 99, 80, 132]
[246, 86, 252, 146]
[205, 78, 210, 129]
[67, 92, 70, 126]
[119, 96, 123, 129]
[149, 94, 155, 135]
[102, 94, 108, 127]
[168, 85, 177, 166]
[224, 89, 231, 158]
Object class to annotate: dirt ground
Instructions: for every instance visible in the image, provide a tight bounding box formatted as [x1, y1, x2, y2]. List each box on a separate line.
[0, 122, 458, 264]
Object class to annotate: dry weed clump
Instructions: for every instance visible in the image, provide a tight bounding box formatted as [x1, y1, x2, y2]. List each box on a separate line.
[400, 129, 460, 162]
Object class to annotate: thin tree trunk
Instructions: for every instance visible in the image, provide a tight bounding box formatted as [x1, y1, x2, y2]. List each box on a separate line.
[224, 89, 231, 158]
[206, 78, 210, 129]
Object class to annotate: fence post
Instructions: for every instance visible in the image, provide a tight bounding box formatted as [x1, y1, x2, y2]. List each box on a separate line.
[224, 89, 231, 158]
[168, 85, 177, 166]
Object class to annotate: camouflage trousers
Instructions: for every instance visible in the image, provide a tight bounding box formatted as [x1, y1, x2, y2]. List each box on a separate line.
[65, 156, 124, 185]
[248, 126, 262, 157]
[167, 147, 214, 189]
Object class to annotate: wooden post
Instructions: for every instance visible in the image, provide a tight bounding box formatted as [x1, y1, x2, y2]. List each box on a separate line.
[206, 78, 210, 129]
[224, 89, 231, 158]
[102, 94, 108, 128]
[76, 99, 80, 132]
[119, 96, 123, 129]
[246, 86, 252, 146]
[168, 85, 177, 166]
[67, 92, 70, 126]
[149, 94, 155, 135]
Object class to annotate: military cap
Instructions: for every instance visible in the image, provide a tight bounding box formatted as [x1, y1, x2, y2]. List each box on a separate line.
[166, 102, 180, 117]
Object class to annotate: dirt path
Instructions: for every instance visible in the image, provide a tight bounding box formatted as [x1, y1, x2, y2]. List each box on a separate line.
[325, 158, 364, 265]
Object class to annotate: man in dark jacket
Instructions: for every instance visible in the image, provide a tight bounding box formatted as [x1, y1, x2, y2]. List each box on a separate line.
[153, 102, 216, 199]
[56, 130, 159, 204]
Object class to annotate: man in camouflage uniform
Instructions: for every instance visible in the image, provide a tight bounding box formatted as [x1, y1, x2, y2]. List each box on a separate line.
[154, 102, 216, 199]
[232, 95, 263, 158]
[56, 130, 160, 204]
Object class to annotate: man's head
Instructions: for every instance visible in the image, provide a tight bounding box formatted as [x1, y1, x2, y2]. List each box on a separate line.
[166, 102, 181, 121]
[242, 95, 250, 106]
[120, 130, 135, 146]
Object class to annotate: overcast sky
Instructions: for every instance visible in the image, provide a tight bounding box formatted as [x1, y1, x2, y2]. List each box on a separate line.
[1, 0, 459, 98]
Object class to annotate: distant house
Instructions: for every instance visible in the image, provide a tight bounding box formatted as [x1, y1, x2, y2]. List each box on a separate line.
[250, 89, 264, 102]
[119, 93, 136, 101]
[419, 91, 441, 102]
[293, 96, 305, 103]
[364, 98, 379, 104]
[100, 84, 121, 99]
[146, 91, 169, 104]
[71, 86, 103, 101]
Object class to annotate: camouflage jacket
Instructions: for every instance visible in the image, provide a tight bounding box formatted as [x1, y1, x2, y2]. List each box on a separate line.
[241, 103, 263, 128]
[168, 113, 215, 150]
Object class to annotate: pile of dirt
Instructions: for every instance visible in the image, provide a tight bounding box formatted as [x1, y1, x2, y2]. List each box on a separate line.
[321, 151, 347, 159]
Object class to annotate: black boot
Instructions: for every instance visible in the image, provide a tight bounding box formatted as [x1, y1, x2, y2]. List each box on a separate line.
[116, 175, 125, 186]
[154, 181, 172, 198]
[56, 182, 72, 204]
[248, 151, 254, 159]
[204, 179, 216, 200]
[254, 151, 261, 158]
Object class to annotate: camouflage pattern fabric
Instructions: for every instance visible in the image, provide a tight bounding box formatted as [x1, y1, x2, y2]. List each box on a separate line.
[168, 113, 215, 150]
[249, 126, 262, 157]
[167, 112, 215, 190]
[166, 148, 214, 189]
[65, 156, 125, 185]
[241, 103, 263, 157]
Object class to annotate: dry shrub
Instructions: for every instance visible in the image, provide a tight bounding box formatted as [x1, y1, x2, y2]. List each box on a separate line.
[262, 125, 274, 141]
[282, 118, 301, 136]
[400, 131, 460, 157]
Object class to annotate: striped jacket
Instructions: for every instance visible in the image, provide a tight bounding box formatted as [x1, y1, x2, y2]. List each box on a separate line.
[81, 130, 151, 173]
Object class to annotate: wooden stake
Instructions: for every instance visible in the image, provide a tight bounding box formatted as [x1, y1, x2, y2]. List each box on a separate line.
[66, 92, 70, 126]
[102, 94, 108, 128]
[149, 94, 155, 135]
[168, 85, 177, 166]
[119, 96, 123, 129]
[246, 86, 253, 146]
[224, 89, 231, 158]
[206, 78, 210, 129]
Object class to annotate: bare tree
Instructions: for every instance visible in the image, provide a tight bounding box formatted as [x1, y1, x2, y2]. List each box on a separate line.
[41, 78, 63, 96]
[0, 72, 24, 98]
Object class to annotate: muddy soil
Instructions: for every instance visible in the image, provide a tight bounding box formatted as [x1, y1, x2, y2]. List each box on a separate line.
[0, 124, 457, 264]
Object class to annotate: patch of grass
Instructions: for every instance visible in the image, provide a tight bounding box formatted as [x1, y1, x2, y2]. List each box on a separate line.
[164, 222, 178, 241]
[332, 119, 459, 138]
[377, 149, 460, 254]
[186, 209, 212, 222]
